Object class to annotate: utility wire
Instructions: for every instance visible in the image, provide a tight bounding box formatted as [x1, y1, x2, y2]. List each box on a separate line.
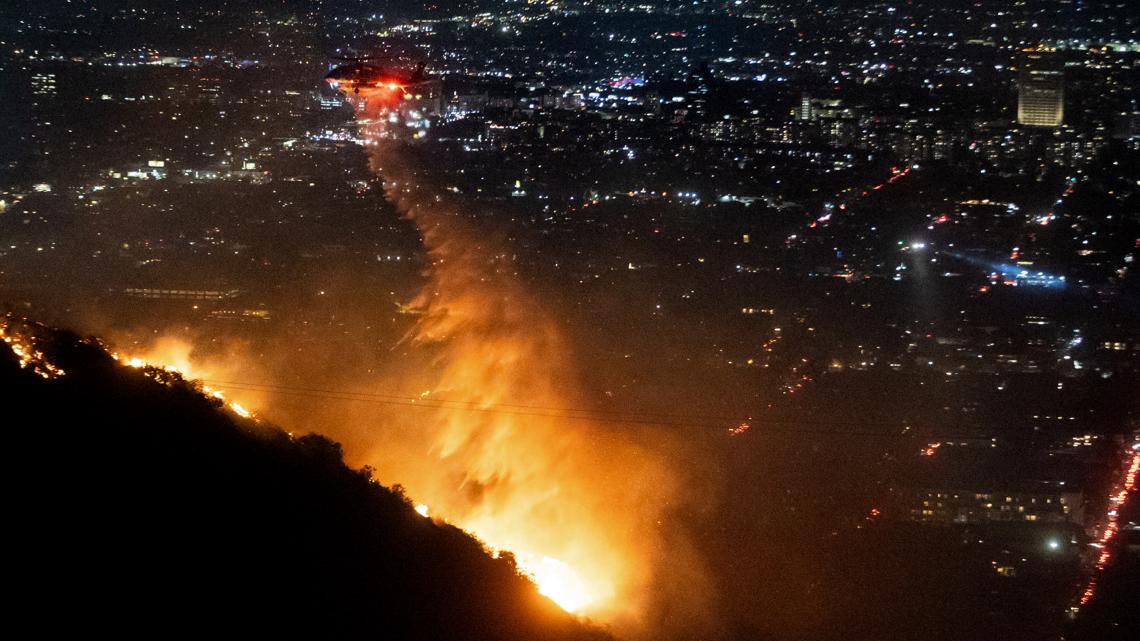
[202, 378, 979, 440]
[206, 378, 744, 421]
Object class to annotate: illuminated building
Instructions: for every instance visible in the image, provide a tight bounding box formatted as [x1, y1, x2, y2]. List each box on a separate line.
[797, 93, 813, 121]
[31, 73, 57, 96]
[317, 93, 346, 110]
[123, 288, 241, 301]
[906, 489, 1084, 525]
[1017, 53, 1064, 128]
[796, 95, 843, 122]
[403, 78, 443, 117]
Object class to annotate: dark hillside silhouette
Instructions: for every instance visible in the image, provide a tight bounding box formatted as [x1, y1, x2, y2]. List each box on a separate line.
[1, 320, 611, 641]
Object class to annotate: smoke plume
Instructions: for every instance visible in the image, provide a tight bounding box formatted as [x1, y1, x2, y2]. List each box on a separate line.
[104, 89, 720, 638]
[336, 93, 716, 635]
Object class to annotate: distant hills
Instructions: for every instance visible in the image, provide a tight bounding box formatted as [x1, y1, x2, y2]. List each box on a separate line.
[1, 319, 611, 640]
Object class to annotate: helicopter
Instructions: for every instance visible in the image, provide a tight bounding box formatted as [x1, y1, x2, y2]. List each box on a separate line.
[324, 56, 431, 96]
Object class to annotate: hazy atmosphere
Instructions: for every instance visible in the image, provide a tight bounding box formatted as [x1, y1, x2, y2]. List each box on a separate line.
[2, 1, 1138, 639]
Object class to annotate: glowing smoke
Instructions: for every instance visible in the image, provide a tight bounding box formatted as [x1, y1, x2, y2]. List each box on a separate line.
[334, 89, 715, 634]
[89, 85, 719, 638]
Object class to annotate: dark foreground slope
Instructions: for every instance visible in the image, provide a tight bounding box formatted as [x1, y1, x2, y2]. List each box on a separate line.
[1, 321, 610, 641]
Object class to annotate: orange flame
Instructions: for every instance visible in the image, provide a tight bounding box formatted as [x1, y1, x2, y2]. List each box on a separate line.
[110, 334, 263, 422]
[92, 84, 714, 636]
[332, 87, 705, 631]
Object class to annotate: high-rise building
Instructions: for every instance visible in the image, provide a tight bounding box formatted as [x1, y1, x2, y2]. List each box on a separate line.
[31, 73, 57, 96]
[796, 94, 842, 122]
[797, 93, 813, 121]
[1018, 53, 1064, 128]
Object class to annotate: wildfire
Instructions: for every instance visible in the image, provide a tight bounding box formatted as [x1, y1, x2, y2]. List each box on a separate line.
[4, 318, 609, 615]
[105, 327, 622, 616]
[0, 320, 66, 379]
[112, 345, 257, 421]
[7, 72, 703, 630]
[478, 540, 598, 612]
[327, 82, 692, 629]
[526, 554, 595, 613]
[229, 402, 252, 418]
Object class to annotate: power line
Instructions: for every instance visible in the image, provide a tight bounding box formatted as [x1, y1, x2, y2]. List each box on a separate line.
[205, 378, 743, 421]
[202, 378, 974, 440]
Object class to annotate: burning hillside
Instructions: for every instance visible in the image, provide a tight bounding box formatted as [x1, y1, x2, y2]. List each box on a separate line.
[0, 317, 612, 641]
